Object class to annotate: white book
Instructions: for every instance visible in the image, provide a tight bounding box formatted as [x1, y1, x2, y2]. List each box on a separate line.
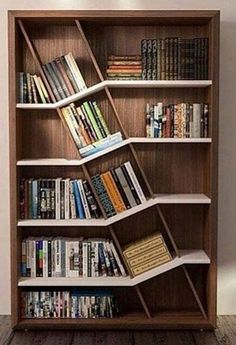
[69, 181, 77, 219]
[115, 167, 137, 208]
[32, 75, 46, 103]
[93, 241, 99, 277]
[54, 239, 61, 277]
[31, 240, 36, 278]
[26, 240, 29, 275]
[77, 179, 91, 219]
[43, 240, 48, 278]
[73, 241, 79, 278]
[109, 240, 127, 277]
[79, 131, 122, 155]
[124, 161, 146, 203]
[55, 178, 61, 220]
[105, 241, 119, 277]
[65, 52, 87, 91]
[64, 178, 70, 220]
[65, 241, 69, 278]
[192, 103, 201, 138]
[61, 107, 82, 148]
[82, 242, 88, 277]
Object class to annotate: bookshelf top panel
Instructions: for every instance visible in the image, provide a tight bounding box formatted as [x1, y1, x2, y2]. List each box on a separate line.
[9, 10, 219, 26]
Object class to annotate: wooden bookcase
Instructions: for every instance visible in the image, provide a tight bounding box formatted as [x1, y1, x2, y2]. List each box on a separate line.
[8, 10, 219, 330]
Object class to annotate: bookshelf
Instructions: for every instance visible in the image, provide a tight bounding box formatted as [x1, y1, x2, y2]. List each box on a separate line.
[9, 10, 219, 329]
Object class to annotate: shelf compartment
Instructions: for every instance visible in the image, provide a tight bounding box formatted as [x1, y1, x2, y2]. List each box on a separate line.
[17, 193, 211, 227]
[16, 80, 212, 110]
[16, 311, 211, 330]
[16, 138, 212, 166]
[18, 249, 210, 287]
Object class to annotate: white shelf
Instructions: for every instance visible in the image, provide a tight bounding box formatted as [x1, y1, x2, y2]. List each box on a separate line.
[130, 137, 212, 144]
[17, 194, 210, 227]
[16, 138, 211, 167]
[106, 80, 212, 88]
[154, 193, 211, 204]
[16, 80, 212, 110]
[18, 249, 210, 287]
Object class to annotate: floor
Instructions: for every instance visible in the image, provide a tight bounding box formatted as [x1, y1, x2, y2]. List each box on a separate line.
[0, 316, 235, 345]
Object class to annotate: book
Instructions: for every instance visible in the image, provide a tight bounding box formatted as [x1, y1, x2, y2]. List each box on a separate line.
[124, 161, 146, 204]
[131, 254, 172, 276]
[107, 55, 142, 80]
[115, 167, 137, 208]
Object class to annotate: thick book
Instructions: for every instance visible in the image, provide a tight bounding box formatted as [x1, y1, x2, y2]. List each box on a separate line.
[100, 171, 126, 214]
[131, 253, 172, 276]
[91, 174, 116, 218]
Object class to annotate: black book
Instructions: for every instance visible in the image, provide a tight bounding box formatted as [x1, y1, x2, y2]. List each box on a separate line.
[47, 62, 66, 99]
[88, 101, 107, 138]
[48, 239, 52, 277]
[82, 180, 100, 219]
[146, 39, 152, 80]
[110, 167, 131, 209]
[91, 174, 116, 218]
[51, 180, 56, 219]
[50, 60, 70, 98]
[120, 165, 141, 205]
[151, 39, 157, 80]
[157, 39, 161, 80]
[60, 55, 80, 93]
[141, 39, 147, 80]
[165, 38, 170, 80]
[37, 179, 41, 219]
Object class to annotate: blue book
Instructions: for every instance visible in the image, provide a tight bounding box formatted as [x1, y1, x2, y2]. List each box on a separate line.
[73, 180, 85, 219]
[32, 180, 38, 219]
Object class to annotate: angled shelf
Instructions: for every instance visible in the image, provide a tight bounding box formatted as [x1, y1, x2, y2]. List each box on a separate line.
[17, 194, 211, 227]
[16, 80, 213, 110]
[18, 250, 210, 287]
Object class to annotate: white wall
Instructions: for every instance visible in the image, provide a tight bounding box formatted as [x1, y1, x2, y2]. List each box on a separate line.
[0, 0, 235, 315]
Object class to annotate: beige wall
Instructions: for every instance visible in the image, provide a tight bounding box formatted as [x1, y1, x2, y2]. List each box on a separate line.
[0, 0, 235, 315]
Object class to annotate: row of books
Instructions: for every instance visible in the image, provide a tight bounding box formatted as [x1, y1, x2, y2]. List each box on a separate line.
[145, 102, 209, 138]
[91, 161, 146, 218]
[42, 52, 87, 101]
[123, 232, 172, 277]
[106, 55, 142, 80]
[21, 290, 118, 318]
[21, 237, 127, 278]
[61, 101, 123, 157]
[18, 73, 51, 103]
[19, 179, 100, 220]
[141, 38, 208, 80]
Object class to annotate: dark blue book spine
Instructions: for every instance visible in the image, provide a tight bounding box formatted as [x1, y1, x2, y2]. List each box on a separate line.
[73, 180, 85, 219]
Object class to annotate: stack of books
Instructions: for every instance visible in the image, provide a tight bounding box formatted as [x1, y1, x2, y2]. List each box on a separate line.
[106, 55, 142, 80]
[123, 232, 172, 276]
[145, 102, 208, 138]
[92, 161, 146, 218]
[42, 52, 87, 101]
[19, 178, 100, 220]
[141, 37, 208, 80]
[18, 72, 51, 103]
[21, 290, 119, 318]
[21, 237, 127, 278]
[61, 101, 123, 157]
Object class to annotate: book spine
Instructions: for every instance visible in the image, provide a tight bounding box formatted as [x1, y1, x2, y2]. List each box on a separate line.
[19, 179, 25, 219]
[73, 180, 85, 219]
[91, 174, 116, 218]
[77, 179, 91, 219]
[42, 64, 61, 101]
[32, 75, 46, 103]
[31, 180, 38, 219]
[61, 107, 83, 149]
[64, 178, 70, 220]
[115, 167, 137, 208]
[121, 165, 141, 205]
[100, 171, 126, 214]
[83, 101, 103, 140]
[30, 75, 38, 103]
[110, 168, 131, 209]
[60, 55, 80, 93]
[109, 240, 127, 277]
[38, 76, 50, 103]
[123, 161, 146, 203]
[26, 73, 33, 103]
[127, 246, 167, 268]
[69, 180, 77, 219]
[124, 236, 163, 259]
[141, 39, 147, 80]
[19, 72, 24, 103]
[192, 103, 201, 137]
[146, 39, 152, 80]
[160, 39, 166, 80]
[48, 239, 52, 277]
[89, 101, 107, 138]
[151, 39, 157, 80]
[51, 60, 70, 97]
[65, 53, 87, 91]
[98, 241, 107, 276]
[82, 180, 100, 219]
[48, 62, 67, 99]
[80, 104, 97, 142]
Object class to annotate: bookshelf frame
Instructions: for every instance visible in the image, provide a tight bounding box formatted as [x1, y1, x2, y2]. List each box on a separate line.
[9, 10, 219, 330]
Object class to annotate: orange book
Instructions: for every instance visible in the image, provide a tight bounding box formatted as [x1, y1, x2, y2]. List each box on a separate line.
[101, 171, 126, 213]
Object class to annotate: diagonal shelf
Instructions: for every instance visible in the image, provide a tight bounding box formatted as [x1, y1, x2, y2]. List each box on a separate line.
[16, 80, 213, 110]
[16, 138, 212, 167]
[17, 193, 211, 227]
[18, 250, 210, 287]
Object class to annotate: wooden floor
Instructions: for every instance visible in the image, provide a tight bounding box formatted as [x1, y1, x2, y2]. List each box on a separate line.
[0, 316, 235, 345]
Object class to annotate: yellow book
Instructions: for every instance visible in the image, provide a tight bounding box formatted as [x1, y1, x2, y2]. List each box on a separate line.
[131, 254, 172, 277]
[127, 245, 168, 268]
[124, 234, 163, 260]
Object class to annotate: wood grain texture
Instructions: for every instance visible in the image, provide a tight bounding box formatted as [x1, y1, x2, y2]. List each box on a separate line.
[0, 315, 13, 345]
[9, 10, 219, 329]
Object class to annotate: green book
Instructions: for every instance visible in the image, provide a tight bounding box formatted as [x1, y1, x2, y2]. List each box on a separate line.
[82, 102, 103, 141]
[92, 101, 110, 137]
